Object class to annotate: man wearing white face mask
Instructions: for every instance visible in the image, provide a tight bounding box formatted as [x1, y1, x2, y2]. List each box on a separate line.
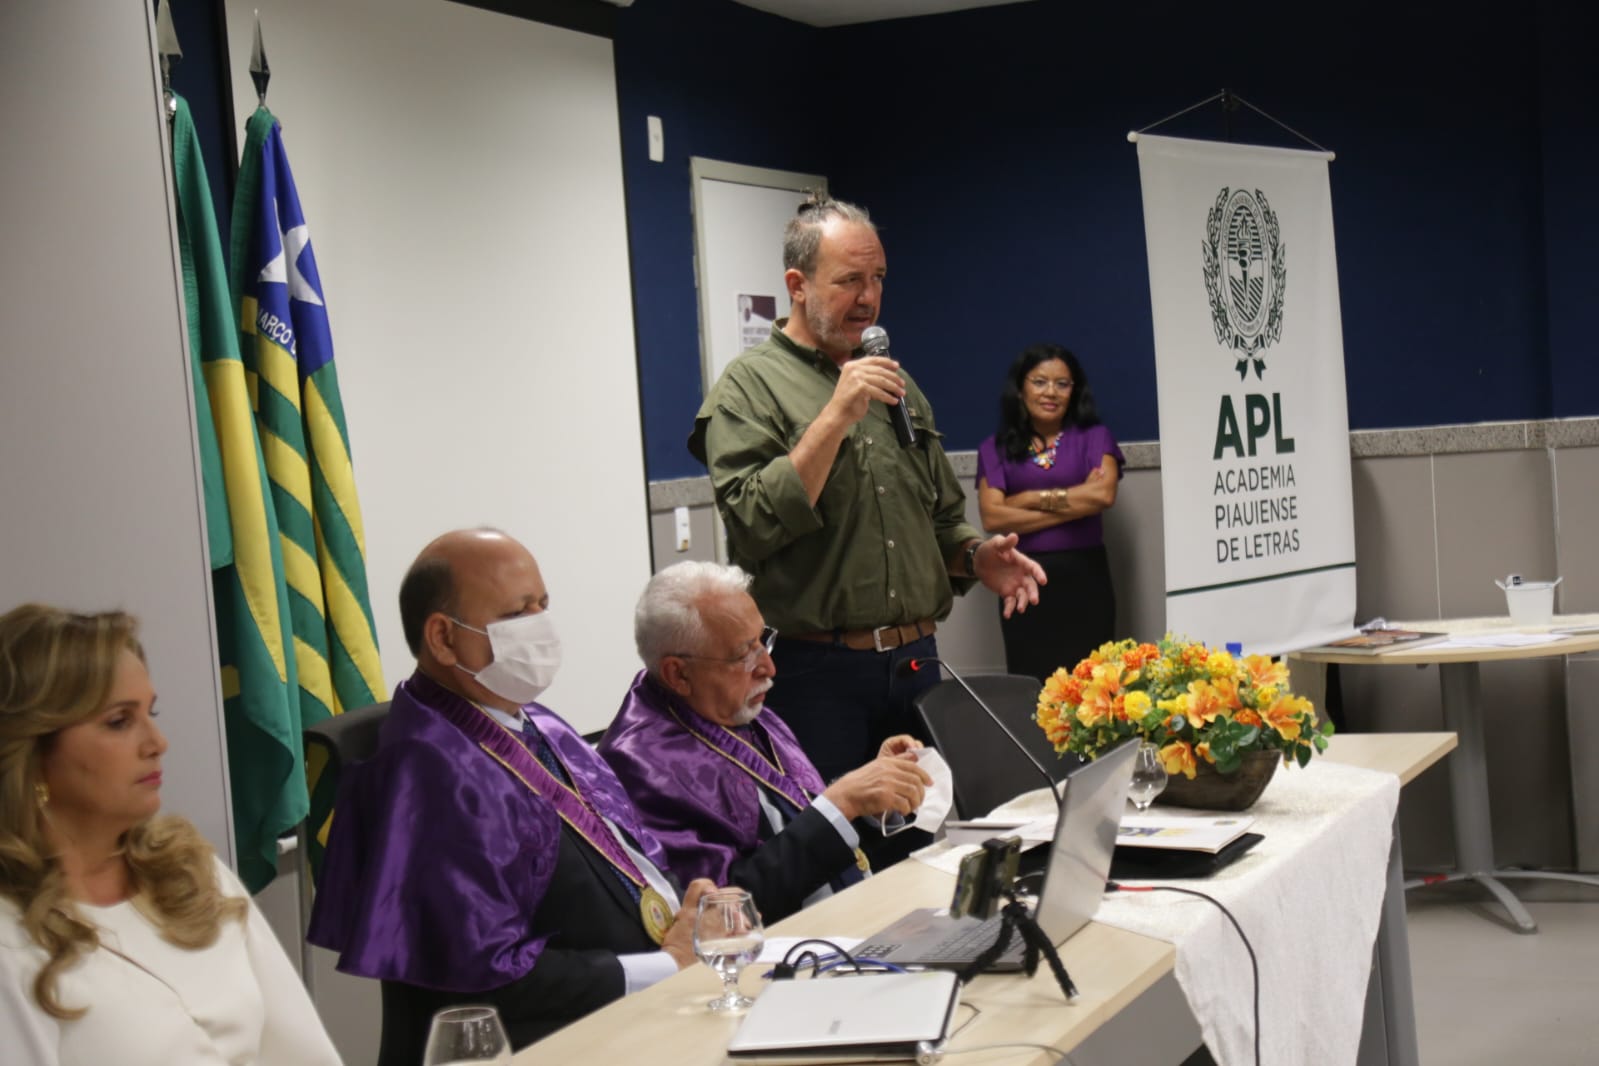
[308, 529, 717, 1065]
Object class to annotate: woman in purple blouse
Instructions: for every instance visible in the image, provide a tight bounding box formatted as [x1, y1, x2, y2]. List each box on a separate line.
[976, 344, 1123, 682]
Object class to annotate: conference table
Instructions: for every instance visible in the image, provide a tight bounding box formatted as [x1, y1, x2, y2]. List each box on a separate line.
[516, 732, 1455, 1066]
[1293, 617, 1599, 933]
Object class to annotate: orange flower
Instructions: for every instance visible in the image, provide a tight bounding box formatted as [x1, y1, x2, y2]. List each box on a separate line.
[1159, 740, 1198, 779]
[1236, 709, 1263, 728]
[1262, 692, 1313, 742]
[1210, 675, 1245, 711]
[1073, 659, 1095, 681]
[1041, 668, 1074, 704]
[1242, 654, 1288, 690]
[1125, 643, 1162, 668]
[1059, 676, 1084, 705]
[1185, 681, 1226, 726]
[1076, 684, 1114, 727]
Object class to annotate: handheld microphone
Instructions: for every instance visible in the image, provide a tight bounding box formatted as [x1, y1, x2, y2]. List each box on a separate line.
[859, 325, 918, 448]
[900, 657, 1062, 807]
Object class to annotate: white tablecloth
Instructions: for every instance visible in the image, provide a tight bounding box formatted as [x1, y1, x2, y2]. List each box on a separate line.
[1095, 759, 1399, 1066]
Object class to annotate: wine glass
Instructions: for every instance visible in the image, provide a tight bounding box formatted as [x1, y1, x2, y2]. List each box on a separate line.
[693, 886, 764, 1012]
[1128, 742, 1168, 812]
[422, 1005, 511, 1065]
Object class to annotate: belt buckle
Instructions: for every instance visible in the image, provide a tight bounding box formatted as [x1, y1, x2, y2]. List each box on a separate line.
[871, 624, 895, 653]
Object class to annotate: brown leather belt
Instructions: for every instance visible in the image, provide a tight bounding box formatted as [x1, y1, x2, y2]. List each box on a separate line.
[784, 619, 936, 653]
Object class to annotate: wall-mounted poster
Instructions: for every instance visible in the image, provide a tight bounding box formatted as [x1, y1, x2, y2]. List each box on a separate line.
[738, 294, 778, 352]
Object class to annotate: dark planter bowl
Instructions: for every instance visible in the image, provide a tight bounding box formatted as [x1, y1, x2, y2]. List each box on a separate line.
[1154, 749, 1282, 811]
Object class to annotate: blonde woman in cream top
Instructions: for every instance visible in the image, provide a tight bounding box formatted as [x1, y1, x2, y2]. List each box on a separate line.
[0, 857, 341, 1065]
[0, 605, 341, 1065]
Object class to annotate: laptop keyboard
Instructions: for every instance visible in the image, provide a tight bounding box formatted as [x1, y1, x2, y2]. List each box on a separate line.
[859, 913, 1022, 965]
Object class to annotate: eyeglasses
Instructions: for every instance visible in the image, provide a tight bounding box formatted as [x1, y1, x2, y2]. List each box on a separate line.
[670, 626, 778, 673]
[1025, 376, 1074, 393]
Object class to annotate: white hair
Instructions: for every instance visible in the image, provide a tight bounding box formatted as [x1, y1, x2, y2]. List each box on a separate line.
[635, 561, 754, 675]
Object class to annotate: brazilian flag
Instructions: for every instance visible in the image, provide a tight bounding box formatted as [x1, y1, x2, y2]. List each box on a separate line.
[230, 108, 384, 879]
[172, 95, 304, 893]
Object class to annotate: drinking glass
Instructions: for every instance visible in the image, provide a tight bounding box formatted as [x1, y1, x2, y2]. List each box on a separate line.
[1128, 742, 1168, 811]
[422, 1005, 511, 1065]
[693, 886, 764, 1012]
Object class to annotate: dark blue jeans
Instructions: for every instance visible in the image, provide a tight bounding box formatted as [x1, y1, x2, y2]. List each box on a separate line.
[766, 634, 940, 868]
[766, 633, 940, 783]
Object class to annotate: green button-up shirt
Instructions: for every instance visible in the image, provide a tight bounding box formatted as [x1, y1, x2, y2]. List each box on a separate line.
[689, 324, 981, 635]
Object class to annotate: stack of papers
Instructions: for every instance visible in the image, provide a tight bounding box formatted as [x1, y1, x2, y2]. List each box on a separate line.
[1117, 814, 1255, 854]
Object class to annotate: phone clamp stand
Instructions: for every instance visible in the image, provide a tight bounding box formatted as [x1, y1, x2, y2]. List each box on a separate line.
[955, 888, 1080, 1002]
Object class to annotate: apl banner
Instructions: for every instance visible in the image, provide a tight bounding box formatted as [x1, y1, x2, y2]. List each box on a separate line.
[1135, 134, 1356, 655]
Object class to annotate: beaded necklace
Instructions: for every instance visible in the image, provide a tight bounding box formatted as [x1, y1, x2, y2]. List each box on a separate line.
[1029, 433, 1060, 470]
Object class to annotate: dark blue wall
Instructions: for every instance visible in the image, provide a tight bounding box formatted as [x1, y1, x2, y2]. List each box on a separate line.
[614, 0, 821, 480]
[172, 0, 1597, 480]
[615, 0, 1596, 479]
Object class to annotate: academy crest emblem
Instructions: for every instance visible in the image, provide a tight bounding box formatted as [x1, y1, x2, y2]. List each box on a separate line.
[1202, 187, 1286, 379]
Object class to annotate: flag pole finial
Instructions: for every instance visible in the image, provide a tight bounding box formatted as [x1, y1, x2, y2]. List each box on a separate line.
[155, 0, 183, 123]
[250, 11, 271, 107]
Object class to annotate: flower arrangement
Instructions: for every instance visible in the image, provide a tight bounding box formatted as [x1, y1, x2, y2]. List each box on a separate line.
[1034, 637, 1333, 779]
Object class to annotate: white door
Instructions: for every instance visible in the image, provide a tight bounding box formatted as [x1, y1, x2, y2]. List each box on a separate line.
[690, 160, 828, 562]
[690, 159, 828, 394]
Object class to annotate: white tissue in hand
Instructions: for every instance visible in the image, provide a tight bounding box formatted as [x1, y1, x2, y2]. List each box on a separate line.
[910, 748, 955, 833]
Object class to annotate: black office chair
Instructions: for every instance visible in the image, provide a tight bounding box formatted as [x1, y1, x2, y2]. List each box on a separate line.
[295, 701, 391, 994]
[913, 673, 1083, 819]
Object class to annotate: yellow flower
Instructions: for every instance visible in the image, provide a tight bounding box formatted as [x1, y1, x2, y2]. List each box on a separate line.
[1206, 649, 1236, 680]
[1123, 690, 1153, 722]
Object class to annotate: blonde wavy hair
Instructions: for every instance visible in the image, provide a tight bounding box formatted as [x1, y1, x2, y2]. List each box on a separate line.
[0, 604, 247, 1019]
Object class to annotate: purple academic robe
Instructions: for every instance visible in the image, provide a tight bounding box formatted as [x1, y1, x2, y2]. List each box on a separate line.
[598, 671, 829, 886]
[306, 671, 669, 993]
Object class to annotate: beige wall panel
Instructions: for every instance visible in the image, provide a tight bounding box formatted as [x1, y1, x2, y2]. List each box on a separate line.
[1476, 660, 1573, 867]
[1351, 456, 1441, 621]
[648, 506, 721, 569]
[1433, 451, 1557, 618]
[1553, 446, 1599, 613]
[1103, 468, 1167, 643]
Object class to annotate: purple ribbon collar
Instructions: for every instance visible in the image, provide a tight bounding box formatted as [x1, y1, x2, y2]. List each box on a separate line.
[424, 681, 653, 891]
[649, 677, 824, 811]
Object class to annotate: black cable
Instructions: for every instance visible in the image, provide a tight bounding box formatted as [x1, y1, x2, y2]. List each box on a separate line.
[775, 937, 906, 978]
[1108, 882, 1260, 1066]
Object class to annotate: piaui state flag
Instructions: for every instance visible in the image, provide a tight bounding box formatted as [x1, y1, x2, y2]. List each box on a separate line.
[230, 107, 384, 877]
[172, 94, 305, 893]
[1135, 134, 1356, 655]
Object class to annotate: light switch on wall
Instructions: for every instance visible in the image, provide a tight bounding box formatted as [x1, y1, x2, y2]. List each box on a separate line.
[674, 506, 691, 551]
[647, 115, 664, 163]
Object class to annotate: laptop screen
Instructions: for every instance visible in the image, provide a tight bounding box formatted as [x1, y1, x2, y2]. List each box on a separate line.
[1033, 738, 1139, 944]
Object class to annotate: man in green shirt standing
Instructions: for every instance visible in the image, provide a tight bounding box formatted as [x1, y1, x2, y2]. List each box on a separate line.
[688, 196, 1046, 805]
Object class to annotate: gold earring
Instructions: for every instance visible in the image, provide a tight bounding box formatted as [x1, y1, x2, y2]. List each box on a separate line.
[34, 782, 48, 809]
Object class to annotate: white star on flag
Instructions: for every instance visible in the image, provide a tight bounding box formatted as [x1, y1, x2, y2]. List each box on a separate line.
[257, 199, 325, 307]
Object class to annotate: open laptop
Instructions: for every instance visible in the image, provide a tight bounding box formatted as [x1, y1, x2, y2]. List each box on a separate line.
[854, 738, 1139, 972]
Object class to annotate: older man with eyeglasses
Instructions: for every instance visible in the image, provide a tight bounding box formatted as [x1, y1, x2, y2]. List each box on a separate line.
[599, 562, 931, 923]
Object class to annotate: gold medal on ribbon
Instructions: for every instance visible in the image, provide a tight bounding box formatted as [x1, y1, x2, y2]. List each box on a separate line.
[855, 847, 871, 874]
[639, 886, 673, 945]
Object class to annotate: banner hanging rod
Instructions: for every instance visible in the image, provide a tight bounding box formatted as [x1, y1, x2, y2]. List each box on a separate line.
[1126, 89, 1335, 161]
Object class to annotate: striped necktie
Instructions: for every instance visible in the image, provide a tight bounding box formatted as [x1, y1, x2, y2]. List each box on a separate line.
[520, 717, 642, 905]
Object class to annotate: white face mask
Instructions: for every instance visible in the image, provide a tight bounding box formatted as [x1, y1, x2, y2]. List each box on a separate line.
[452, 611, 563, 705]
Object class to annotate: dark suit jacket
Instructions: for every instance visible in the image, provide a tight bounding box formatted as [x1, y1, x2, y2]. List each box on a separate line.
[377, 824, 658, 1065]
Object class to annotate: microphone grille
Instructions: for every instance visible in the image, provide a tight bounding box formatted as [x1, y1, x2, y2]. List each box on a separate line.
[860, 325, 890, 354]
